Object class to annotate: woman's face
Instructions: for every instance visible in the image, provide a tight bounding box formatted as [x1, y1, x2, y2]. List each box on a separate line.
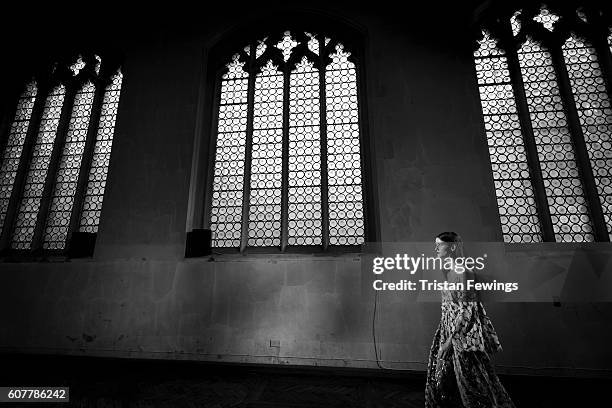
[434, 237, 455, 258]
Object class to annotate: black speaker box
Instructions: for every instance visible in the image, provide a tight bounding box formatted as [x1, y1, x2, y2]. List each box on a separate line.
[68, 231, 97, 258]
[185, 229, 212, 257]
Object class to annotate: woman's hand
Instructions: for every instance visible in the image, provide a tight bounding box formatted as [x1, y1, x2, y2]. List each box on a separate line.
[438, 338, 452, 361]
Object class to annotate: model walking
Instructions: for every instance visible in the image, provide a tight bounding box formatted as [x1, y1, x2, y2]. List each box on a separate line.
[425, 232, 515, 408]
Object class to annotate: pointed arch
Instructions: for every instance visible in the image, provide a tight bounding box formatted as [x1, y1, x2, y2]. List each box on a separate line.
[473, 3, 612, 242]
[188, 14, 376, 254]
[0, 53, 124, 256]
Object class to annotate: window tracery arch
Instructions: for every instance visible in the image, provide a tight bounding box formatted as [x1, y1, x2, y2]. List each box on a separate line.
[0, 53, 123, 256]
[207, 29, 366, 251]
[474, 3, 612, 242]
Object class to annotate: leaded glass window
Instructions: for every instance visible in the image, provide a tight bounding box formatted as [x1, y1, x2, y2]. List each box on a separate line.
[0, 82, 37, 230]
[562, 36, 612, 241]
[474, 32, 542, 243]
[11, 85, 67, 249]
[209, 31, 365, 250]
[518, 38, 594, 242]
[79, 72, 123, 234]
[474, 4, 612, 242]
[42, 83, 94, 249]
[0, 54, 123, 254]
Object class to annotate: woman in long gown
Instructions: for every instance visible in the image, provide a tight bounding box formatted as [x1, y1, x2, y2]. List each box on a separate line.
[424, 232, 515, 408]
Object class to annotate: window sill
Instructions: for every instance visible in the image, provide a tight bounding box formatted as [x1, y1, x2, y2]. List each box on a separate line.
[186, 245, 365, 262]
[503, 242, 612, 252]
[200, 254, 364, 263]
[0, 254, 71, 263]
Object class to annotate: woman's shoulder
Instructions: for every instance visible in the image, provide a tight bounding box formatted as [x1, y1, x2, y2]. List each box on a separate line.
[447, 266, 476, 282]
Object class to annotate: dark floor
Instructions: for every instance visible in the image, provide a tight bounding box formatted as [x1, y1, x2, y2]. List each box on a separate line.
[1, 354, 610, 407]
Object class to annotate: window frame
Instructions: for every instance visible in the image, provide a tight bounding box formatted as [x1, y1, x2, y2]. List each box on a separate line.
[189, 15, 379, 255]
[474, 3, 612, 243]
[0, 53, 123, 259]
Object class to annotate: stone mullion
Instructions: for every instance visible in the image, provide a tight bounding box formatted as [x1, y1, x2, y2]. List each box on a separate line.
[239, 43, 257, 252]
[318, 37, 330, 250]
[280, 67, 290, 252]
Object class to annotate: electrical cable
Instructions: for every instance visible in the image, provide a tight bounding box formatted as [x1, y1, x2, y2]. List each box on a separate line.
[372, 289, 419, 371]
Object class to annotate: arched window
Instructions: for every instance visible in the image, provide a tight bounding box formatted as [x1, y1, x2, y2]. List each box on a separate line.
[0, 54, 123, 256]
[474, 4, 612, 242]
[205, 30, 367, 252]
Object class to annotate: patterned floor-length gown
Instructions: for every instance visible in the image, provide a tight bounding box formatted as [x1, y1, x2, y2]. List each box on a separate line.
[424, 271, 516, 408]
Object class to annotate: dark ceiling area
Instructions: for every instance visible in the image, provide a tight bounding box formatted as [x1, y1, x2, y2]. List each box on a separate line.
[0, 0, 610, 78]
